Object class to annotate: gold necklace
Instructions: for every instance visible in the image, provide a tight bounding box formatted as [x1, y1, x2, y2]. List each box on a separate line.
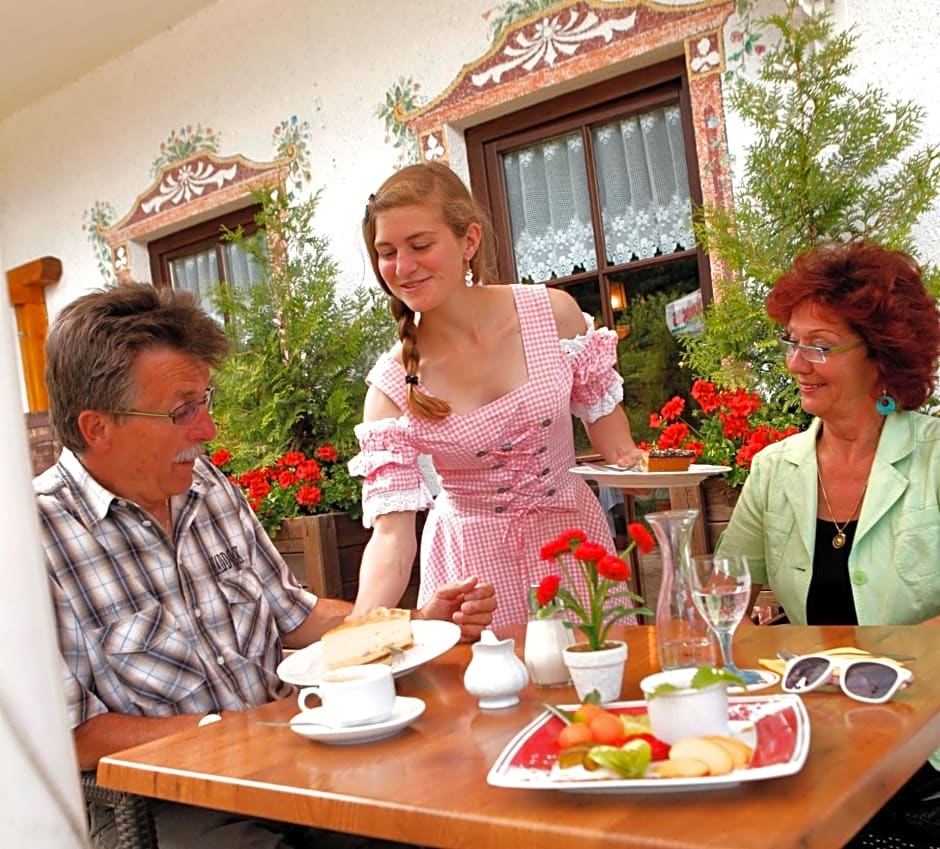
[816, 468, 866, 549]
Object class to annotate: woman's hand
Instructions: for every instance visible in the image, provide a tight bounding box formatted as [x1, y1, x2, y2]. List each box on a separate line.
[612, 446, 647, 470]
[416, 577, 497, 641]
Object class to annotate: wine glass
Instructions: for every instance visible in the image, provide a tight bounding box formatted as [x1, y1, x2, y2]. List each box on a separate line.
[688, 554, 752, 677]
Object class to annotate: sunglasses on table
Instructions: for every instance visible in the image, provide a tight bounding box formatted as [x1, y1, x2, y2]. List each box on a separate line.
[781, 654, 913, 704]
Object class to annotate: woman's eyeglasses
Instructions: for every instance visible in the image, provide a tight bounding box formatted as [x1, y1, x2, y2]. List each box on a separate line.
[113, 387, 216, 426]
[777, 335, 864, 363]
[781, 654, 913, 704]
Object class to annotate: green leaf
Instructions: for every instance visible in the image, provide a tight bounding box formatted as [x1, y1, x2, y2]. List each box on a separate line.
[542, 703, 575, 725]
[582, 689, 602, 705]
[587, 740, 652, 778]
[691, 666, 746, 689]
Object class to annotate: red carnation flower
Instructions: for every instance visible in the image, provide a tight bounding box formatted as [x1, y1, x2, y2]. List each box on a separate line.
[540, 538, 570, 560]
[597, 554, 630, 581]
[537, 575, 561, 606]
[572, 541, 607, 563]
[627, 523, 655, 555]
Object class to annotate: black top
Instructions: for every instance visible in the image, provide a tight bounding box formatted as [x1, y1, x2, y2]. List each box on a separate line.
[805, 518, 859, 625]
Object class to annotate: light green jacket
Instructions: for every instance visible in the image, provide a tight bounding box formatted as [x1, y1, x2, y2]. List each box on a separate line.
[717, 411, 940, 626]
[718, 411, 940, 770]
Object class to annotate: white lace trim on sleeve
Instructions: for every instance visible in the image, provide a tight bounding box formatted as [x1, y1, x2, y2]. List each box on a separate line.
[361, 488, 434, 530]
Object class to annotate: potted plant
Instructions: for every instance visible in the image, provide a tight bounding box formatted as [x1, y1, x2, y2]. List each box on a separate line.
[210, 446, 360, 537]
[210, 185, 393, 467]
[532, 526, 655, 702]
[642, 380, 802, 549]
[208, 185, 397, 594]
[642, 380, 802, 490]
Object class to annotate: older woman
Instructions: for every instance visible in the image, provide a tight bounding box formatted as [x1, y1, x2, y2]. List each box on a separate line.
[717, 239, 940, 847]
[717, 239, 940, 627]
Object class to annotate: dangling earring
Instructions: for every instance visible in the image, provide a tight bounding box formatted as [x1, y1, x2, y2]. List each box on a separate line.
[464, 264, 474, 287]
[876, 391, 896, 416]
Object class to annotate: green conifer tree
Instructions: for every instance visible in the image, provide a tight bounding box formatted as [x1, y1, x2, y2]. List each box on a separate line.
[684, 0, 940, 416]
[211, 186, 394, 474]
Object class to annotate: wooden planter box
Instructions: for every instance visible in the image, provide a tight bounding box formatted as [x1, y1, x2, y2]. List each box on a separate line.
[272, 512, 423, 608]
[701, 476, 740, 551]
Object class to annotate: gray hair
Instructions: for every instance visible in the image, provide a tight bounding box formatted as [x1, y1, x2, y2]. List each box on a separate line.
[45, 281, 230, 453]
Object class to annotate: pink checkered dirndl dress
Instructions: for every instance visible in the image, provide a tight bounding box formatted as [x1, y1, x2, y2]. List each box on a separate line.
[350, 284, 625, 628]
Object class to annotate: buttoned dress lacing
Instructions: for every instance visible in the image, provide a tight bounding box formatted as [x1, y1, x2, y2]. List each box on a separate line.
[350, 283, 630, 628]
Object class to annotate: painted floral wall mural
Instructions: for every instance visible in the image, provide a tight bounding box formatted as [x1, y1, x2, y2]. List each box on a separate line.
[82, 116, 313, 283]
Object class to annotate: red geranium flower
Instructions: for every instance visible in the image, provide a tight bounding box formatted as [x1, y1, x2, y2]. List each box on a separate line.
[645, 380, 802, 487]
[209, 444, 361, 536]
[316, 444, 339, 462]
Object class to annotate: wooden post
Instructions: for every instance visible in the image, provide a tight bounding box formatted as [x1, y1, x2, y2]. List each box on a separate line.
[6, 256, 62, 412]
[667, 484, 708, 555]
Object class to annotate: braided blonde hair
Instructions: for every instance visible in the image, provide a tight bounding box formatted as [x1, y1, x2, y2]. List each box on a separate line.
[362, 162, 498, 420]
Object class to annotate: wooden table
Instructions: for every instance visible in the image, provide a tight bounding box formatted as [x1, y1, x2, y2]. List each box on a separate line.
[97, 624, 940, 849]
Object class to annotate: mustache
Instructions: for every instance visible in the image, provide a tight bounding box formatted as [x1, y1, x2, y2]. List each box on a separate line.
[173, 444, 206, 464]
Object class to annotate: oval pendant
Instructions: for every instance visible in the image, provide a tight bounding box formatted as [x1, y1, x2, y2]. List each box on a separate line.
[832, 532, 846, 549]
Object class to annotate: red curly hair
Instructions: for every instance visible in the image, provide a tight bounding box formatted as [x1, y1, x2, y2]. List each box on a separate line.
[767, 240, 940, 410]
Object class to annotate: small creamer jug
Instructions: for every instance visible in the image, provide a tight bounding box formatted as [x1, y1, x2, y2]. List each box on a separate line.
[463, 629, 530, 709]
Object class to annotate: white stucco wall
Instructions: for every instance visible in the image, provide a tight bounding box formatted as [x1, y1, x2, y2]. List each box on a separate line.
[0, 0, 496, 320]
[0, 0, 937, 359]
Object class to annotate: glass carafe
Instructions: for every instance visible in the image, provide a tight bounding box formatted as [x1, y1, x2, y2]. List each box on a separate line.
[645, 509, 717, 670]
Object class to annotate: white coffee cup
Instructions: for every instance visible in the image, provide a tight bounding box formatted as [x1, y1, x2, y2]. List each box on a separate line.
[297, 664, 396, 726]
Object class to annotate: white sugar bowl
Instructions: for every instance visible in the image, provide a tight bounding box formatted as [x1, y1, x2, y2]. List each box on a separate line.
[463, 629, 530, 709]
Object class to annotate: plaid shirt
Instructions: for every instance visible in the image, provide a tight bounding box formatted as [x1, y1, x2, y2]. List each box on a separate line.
[35, 449, 316, 727]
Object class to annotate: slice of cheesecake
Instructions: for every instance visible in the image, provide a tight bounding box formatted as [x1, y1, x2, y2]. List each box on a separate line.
[320, 606, 414, 670]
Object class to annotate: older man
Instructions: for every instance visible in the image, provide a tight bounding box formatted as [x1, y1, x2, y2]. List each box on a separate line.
[37, 281, 495, 848]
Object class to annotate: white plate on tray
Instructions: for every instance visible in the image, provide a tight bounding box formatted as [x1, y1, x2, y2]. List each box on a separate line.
[570, 463, 731, 489]
[277, 619, 461, 687]
[289, 696, 425, 745]
[486, 695, 810, 793]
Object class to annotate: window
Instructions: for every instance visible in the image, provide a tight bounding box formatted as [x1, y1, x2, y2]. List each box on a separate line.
[467, 58, 708, 447]
[148, 205, 265, 323]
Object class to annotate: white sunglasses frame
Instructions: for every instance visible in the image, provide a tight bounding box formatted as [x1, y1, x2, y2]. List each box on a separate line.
[781, 653, 914, 704]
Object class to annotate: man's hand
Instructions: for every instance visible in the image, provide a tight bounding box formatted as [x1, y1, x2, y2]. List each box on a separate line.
[416, 577, 497, 642]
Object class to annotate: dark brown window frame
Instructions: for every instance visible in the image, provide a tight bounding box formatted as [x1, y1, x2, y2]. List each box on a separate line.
[465, 57, 712, 329]
[148, 204, 263, 289]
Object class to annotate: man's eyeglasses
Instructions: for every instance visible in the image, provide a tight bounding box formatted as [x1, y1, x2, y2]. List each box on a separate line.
[781, 654, 913, 704]
[113, 387, 216, 426]
[777, 334, 864, 364]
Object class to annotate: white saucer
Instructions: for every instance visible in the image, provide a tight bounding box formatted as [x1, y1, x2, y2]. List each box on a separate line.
[289, 696, 425, 745]
[728, 669, 780, 693]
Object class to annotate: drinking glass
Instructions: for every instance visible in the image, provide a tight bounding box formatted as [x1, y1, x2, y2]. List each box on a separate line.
[688, 554, 751, 675]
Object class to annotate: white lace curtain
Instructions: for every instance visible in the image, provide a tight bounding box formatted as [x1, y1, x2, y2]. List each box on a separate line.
[168, 239, 265, 322]
[502, 104, 694, 283]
